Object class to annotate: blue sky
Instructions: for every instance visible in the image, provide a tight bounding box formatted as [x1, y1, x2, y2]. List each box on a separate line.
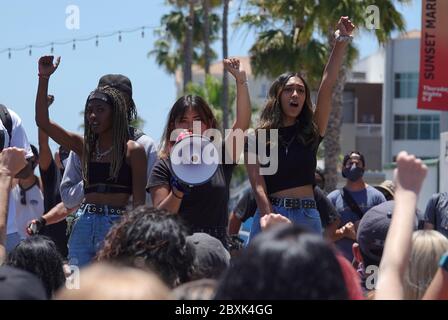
[0, 0, 421, 150]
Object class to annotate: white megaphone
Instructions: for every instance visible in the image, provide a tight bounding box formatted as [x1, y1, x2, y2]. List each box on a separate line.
[170, 134, 220, 186]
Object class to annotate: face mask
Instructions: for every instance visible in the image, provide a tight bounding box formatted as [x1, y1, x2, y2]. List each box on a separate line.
[342, 163, 364, 182]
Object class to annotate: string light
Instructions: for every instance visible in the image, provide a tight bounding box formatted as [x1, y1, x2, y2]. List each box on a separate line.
[0, 25, 155, 59]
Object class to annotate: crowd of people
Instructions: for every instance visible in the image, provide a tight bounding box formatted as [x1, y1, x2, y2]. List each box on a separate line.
[0, 16, 447, 300]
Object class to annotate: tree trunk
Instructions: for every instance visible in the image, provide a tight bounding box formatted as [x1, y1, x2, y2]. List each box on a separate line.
[221, 0, 229, 130]
[203, 0, 210, 75]
[324, 62, 348, 193]
[183, 0, 195, 91]
[323, 30, 348, 193]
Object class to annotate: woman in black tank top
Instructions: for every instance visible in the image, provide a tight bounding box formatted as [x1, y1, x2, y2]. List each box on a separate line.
[35, 56, 147, 267]
[246, 17, 355, 241]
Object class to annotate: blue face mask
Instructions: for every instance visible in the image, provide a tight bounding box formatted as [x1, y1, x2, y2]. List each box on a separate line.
[342, 163, 364, 182]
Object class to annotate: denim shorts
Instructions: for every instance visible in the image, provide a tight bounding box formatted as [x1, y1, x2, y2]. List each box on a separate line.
[67, 204, 123, 267]
[248, 197, 322, 243]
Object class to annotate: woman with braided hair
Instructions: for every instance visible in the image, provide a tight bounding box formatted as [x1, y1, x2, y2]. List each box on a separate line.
[35, 56, 147, 267]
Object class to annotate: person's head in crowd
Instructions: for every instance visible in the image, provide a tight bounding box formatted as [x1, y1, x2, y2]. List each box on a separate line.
[374, 180, 395, 201]
[215, 224, 348, 299]
[315, 167, 325, 190]
[56, 263, 171, 300]
[353, 201, 393, 270]
[96, 206, 194, 288]
[173, 279, 218, 300]
[403, 230, 448, 300]
[6, 236, 65, 299]
[0, 265, 47, 300]
[187, 233, 231, 280]
[342, 151, 365, 182]
[354, 200, 420, 272]
[159, 95, 219, 159]
[97, 74, 137, 124]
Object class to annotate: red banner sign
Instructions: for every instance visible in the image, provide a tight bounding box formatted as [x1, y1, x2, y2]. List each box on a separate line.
[418, 0, 448, 110]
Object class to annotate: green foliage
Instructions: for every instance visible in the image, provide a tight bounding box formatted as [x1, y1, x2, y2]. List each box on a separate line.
[149, 5, 221, 75]
[184, 75, 236, 129]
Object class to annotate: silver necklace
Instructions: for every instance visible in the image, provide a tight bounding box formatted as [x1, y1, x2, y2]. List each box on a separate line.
[95, 141, 113, 161]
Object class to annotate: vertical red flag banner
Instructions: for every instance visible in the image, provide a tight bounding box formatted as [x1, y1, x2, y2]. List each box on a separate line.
[418, 0, 448, 110]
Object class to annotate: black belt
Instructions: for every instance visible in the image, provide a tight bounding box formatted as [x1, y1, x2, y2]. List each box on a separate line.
[269, 197, 316, 209]
[80, 203, 126, 215]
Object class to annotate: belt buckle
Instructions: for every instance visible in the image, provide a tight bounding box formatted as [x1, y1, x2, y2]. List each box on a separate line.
[283, 198, 293, 209]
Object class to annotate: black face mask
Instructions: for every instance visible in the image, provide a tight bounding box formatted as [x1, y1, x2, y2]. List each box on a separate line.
[342, 164, 364, 182]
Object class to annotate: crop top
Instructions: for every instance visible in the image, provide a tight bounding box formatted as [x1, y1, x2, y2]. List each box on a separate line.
[84, 161, 132, 194]
[258, 124, 323, 195]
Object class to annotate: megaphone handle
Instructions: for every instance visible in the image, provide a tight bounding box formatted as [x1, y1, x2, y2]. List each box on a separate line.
[170, 176, 191, 194]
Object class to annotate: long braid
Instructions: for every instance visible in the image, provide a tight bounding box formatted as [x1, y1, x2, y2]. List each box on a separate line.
[82, 86, 130, 186]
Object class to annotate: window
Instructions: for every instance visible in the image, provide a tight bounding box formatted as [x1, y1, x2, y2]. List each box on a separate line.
[342, 91, 355, 123]
[258, 83, 268, 98]
[352, 72, 366, 80]
[394, 73, 419, 98]
[394, 114, 440, 140]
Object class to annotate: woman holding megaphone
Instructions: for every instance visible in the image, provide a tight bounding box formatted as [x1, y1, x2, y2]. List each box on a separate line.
[148, 58, 251, 247]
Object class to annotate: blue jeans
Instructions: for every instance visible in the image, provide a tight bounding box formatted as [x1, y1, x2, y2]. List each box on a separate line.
[6, 232, 21, 253]
[248, 199, 322, 243]
[68, 204, 122, 267]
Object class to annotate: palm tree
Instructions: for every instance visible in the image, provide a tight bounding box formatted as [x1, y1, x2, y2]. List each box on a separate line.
[237, 0, 409, 192]
[183, 0, 196, 88]
[221, 0, 230, 130]
[203, 0, 210, 74]
[149, 1, 220, 91]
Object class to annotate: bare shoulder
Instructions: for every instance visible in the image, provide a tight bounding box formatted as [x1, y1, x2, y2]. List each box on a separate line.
[127, 140, 145, 157]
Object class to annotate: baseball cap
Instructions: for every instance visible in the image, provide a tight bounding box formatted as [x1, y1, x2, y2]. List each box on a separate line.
[357, 201, 394, 265]
[98, 74, 135, 109]
[0, 265, 47, 300]
[374, 180, 395, 198]
[187, 233, 231, 280]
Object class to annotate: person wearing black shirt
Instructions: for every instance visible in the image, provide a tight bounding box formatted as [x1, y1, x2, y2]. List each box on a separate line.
[148, 58, 251, 247]
[246, 17, 354, 241]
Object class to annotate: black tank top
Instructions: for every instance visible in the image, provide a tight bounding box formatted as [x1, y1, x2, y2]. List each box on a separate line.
[261, 124, 322, 194]
[84, 160, 132, 194]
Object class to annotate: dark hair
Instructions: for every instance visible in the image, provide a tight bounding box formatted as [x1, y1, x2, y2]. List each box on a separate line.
[343, 151, 366, 167]
[258, 73, 319, 146]
[82, 86, 130, 185]
[96, 206, 195, 288]
[159, 95, 219, 159]
[215, 225, 348, 300]
[30, 144, 39, 160]
[6, 236, 66, 299]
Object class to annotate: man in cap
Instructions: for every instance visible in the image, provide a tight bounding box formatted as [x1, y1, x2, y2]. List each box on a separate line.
[187, 232, 231, 280]
[353, 199, 420, 295]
